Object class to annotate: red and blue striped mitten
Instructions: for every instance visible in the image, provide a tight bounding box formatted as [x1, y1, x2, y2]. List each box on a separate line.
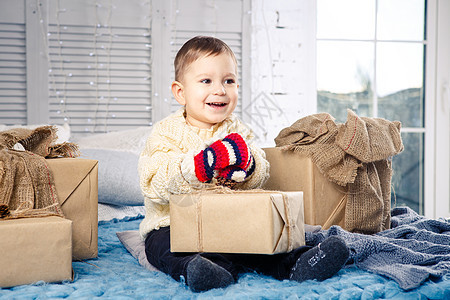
[217, 159, 255, 182]
[194, 133, 254, 182]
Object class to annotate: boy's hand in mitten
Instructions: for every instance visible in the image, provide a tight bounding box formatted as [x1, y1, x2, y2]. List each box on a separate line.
[218, 166, 247, 183]
[217, 157, 255, 183]
[193, 133, 253, 183]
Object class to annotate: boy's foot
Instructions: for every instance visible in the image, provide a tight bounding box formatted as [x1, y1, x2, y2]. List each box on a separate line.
[289, 236, 349, 282]
[186, 255, 235, 292]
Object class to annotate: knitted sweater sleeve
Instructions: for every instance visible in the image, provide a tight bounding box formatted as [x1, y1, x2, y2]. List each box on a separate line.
[138, 123, 197, 205]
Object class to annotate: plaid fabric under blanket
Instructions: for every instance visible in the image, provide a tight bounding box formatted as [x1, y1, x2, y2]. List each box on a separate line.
[306, 207, 450, 290]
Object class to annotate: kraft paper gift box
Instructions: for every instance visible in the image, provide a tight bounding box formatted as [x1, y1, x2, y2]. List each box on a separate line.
[170, 190, 305, 254]
[0, 216, 73, 288]
[263, 147, 347, 230]
[47, 158, 98, 260]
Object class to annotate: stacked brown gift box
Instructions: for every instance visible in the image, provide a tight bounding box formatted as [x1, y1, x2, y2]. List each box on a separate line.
[0, 216, 73, 288]
[48, 158, 99, 261]
[0, 158, 98, 288]
[263, 147, 347, 230]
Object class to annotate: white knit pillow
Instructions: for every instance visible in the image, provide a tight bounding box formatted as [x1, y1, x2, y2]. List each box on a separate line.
[73, 126, 151, 155]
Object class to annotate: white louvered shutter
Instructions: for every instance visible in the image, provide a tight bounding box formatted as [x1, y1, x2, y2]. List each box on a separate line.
[1, 0, 249, 131]
[46, 0, 151, 135]
[0, 0, 27, 125]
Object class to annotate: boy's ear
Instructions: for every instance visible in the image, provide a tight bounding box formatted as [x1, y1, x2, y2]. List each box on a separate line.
[171, 81, 186, 105]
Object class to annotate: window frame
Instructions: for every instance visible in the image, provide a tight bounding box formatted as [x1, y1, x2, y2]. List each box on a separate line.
[313, 0, 450, 218]
[425, 0, 450, 219]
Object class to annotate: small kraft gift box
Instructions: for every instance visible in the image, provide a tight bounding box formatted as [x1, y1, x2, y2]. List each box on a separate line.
[170, 190, 305, 254]
[0, 216, 73, 288]
[263, 147, 346, 230]
[47, 158, 99, 260]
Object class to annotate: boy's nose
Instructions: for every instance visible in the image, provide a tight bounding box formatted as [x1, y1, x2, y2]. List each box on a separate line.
[213, 84, 226, 95]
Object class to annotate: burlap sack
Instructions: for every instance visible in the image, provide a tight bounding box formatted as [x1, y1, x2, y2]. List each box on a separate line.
[275, 109, 403, 234]
[0, 126, 79, 219]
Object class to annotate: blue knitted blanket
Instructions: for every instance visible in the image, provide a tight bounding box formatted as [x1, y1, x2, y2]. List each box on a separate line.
[1, 210, 449, 298]
[306, 207, 450, 290]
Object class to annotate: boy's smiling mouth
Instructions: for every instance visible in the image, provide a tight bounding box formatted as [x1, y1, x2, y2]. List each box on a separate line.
[207, 102, 227, 107]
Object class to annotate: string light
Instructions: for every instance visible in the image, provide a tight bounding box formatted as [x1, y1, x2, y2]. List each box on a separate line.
[30, 0, 222, 134]
[55, 0, 69, 123]
[92, 2, 100, 132]
[36, 0, 66, 121]
[36, 0, 149, 133]
[102, 0, 113, 132]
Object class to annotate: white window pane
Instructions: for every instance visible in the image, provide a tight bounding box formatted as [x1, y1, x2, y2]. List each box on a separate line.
[377, 0, 425, 41]
[317, 41, 374, 121]
[317, 41, 374, 93]
[317, 0, 376, 39]
[377, 42, 423, 97]
[377, 42, 424, 127]
[376, 42, 424, 127]
[392, 132, 424, 214]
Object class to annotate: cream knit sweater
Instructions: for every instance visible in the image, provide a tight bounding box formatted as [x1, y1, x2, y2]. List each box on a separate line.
[138, 108, 270, 239]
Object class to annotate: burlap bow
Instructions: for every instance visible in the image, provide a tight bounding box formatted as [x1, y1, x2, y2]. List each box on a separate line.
[0, 126, 80, 219]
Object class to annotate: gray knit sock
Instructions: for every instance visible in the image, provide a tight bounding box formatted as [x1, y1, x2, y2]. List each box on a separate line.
[289, 236, 349, 282]
[186, 255, 235, 292]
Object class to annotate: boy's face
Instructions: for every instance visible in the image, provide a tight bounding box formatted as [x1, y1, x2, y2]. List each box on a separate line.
[172, 53, 239, 129]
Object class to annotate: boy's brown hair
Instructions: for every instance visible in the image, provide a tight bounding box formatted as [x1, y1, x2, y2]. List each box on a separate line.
[174, 36, 238, 82]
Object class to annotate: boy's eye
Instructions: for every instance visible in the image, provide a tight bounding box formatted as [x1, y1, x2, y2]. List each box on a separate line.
[201, 79, 211, 84]
[225, 79, 235, 84]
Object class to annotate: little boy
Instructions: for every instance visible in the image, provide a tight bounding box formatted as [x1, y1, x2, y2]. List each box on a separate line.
[139, 36, 349, 292]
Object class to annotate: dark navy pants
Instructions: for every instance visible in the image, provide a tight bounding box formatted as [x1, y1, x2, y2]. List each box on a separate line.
[145, 226, 311, 282]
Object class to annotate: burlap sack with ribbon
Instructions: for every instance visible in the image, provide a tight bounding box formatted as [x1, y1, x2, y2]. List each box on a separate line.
[0, 126, 80, 219]
[275, 110, 404, 234]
